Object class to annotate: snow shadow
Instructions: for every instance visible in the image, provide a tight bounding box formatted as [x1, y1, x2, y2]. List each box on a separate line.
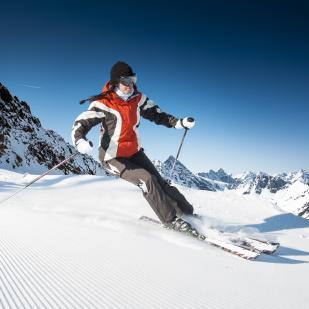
[0, 181, 22, 191]
[0, 176, 79, 191]
[29, 175, 114, 189]
[242, 213, 309, 233]
[255, 243, 309, 264]
[277, 245, 309, 257]
[241, 214, 309, 264]
[257, 253, 308, 264]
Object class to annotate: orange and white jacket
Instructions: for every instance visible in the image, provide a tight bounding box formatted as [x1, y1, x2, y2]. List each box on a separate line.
[71, 82, 179, 162]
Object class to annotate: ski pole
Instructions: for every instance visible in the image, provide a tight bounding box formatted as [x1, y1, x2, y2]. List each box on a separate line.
[0, 152, 78, 206]
[168, 117, 194, 183]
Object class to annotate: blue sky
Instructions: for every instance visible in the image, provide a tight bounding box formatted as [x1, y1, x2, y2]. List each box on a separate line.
[1, 0, 308, 174]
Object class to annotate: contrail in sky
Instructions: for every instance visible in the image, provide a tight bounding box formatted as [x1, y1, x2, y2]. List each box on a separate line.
[17, 84, 42, 89]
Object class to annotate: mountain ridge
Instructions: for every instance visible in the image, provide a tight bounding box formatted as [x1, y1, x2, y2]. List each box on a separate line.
[154, 157, 309, 218]
[0, 82, 106, 175]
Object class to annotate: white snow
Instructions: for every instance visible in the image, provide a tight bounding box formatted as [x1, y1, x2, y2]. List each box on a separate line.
[0, 168, 309, 309]
[273, 180, 309, 216]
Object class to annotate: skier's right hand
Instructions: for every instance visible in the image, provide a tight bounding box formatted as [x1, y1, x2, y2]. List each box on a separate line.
[76, 139, 93, 155]
[175, 117, 195, 129]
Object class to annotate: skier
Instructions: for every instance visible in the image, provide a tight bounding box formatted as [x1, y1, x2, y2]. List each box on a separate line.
[72, 61, 197, 235]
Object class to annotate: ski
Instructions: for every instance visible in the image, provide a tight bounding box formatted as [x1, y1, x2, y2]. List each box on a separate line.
[193, 215, 280, 254]
[234, 237, 279, 254]
[139, 216, 260, 260]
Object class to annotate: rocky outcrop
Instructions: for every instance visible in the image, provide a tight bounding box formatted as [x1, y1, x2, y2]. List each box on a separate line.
[0, 83, 106, 175]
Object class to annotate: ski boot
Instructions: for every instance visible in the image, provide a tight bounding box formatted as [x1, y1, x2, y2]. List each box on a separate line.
[166, 216, 202, 239]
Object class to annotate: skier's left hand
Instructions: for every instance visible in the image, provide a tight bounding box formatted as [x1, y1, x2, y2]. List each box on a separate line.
[175, 117, 195, 129]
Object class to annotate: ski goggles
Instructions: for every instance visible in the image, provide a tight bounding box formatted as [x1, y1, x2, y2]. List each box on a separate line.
[119, 75, 137, 86]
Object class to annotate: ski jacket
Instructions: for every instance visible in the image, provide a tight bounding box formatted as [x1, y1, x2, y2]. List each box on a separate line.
[71, 82, 179, 162]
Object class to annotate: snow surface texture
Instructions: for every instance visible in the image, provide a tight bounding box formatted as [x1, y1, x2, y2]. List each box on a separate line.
[1, 169, 309, 309]
[0, 83, 106, 176]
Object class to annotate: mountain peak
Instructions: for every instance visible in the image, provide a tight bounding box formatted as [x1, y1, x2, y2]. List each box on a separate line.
[198, 168, 235, 185]
[0, 83, 14, 103]
[0, 83, 105, 175]
[152, 157, 216, 191]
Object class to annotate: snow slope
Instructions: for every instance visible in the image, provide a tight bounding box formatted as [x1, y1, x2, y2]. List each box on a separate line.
[1, 169, 309, 309]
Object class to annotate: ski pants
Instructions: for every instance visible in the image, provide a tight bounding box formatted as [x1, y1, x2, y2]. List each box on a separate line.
[100, 149, 194, 224]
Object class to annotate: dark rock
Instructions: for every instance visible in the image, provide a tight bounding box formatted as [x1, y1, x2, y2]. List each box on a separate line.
[20, 101, 31, 113]
[298, 202, 309, 217]
[0, 84, 13, 103]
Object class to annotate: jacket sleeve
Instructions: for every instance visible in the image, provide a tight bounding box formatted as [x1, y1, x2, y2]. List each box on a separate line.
[71, 102, 106, 146]
[139, 97, 179, 128]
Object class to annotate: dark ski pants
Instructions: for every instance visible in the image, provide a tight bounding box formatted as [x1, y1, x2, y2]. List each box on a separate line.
[101, 149, 194, 224]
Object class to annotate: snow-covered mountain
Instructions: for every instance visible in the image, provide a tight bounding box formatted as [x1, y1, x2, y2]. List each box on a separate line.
[153, 156, 308, 218]
[198, 168, 236, 185]
[228, 170, 309, 218]
[194, 166, 308, 218]
[232, 172, 288, 194]
[0, 83, 106, 175]
[153, 156, 216, 191]
[272, 170, 309, 219]
[198, 168, 236, 191]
